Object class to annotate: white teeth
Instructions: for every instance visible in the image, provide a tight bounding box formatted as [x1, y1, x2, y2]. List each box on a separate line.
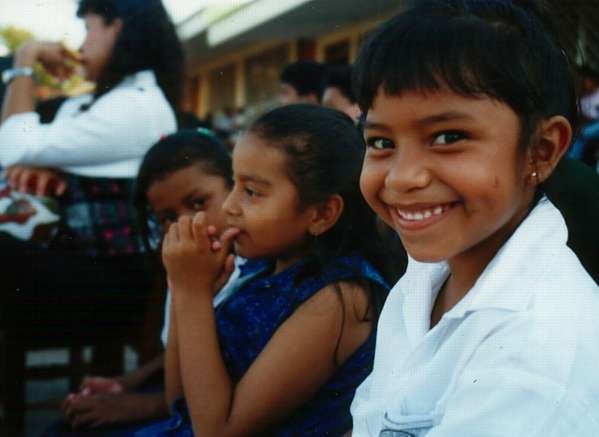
[396, 204, 449, 222]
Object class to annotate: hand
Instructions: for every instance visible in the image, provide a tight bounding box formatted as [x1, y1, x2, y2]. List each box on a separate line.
[62, 392, 164, 429]
[16, 41, 80, 80]
[162, 212, 239, 296]
[6, 165, 67, 197]
[78, 376, 125, 396]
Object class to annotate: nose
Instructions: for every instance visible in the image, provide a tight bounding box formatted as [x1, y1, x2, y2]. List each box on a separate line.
[385, 143, 431, 193]
[222, 188, 241, 217]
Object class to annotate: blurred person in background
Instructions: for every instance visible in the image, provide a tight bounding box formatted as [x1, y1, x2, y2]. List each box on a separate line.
[322, 64, 361, 122]
[569, 65, 599, 169]
[278, 60, 327, 105]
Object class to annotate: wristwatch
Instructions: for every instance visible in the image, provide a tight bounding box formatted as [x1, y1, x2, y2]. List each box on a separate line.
[2, 67, 34, 85]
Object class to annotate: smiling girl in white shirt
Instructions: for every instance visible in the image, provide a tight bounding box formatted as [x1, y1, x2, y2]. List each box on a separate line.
[350, 1, 599, 435]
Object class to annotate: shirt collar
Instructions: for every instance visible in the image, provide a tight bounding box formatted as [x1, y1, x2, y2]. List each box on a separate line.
[115, 70, 157, 90]
[404, 197, 567, 322]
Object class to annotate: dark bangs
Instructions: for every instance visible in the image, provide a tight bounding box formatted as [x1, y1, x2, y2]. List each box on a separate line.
[354, 0, 578, 144]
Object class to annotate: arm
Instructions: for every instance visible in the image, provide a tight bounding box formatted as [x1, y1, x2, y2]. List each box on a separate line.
[175, 283, 348, 436]
[164, 213, 371, 436]
[2, 41, 76, 123]
[117, 354, 164, 390]
[1, 46, 36, 122]
[165, 300, 184, 405]
[0, 63, 174, 172]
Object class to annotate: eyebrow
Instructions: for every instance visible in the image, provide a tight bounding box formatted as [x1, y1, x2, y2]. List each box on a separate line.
[364, 111, 476, 131]
[182, 191, 207, 203]
[238, 174, 272, 186]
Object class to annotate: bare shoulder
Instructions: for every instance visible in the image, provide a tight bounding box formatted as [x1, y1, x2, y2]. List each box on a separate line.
[298, 280, 374, 363]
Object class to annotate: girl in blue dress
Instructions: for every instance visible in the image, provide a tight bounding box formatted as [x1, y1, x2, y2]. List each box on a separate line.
[140, 104, 391, 436]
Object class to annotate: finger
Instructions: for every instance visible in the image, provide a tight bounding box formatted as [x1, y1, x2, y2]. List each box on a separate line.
[80, 376, 102, 391]
[165, 222, 179, 245]
[5, 166, 16, 183]
[66, 396, 93, 415]
[61, 42, 83, 62]
[71, 411, 98, 429]
[17, 168, 32, 193]
[213, 253, 236, 291]
[178, 215, 193, 241]
[61, 393, 77, 413]
[7, 168, 22, 191]
[213, 228, 240, 262]
[220, 227, 241, 254]
[224, 253, 236, 276]
[211, 240, 222, 251]
[191, 211, 206, 241]
[36, 173, 51, 197]
[65, 398, 92, 422]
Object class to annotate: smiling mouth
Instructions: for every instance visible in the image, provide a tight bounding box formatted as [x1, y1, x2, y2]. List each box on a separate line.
[390, 201, 459, 231]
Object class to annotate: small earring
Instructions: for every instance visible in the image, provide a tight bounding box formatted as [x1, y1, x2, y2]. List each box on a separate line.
[531, 171, 537, 177]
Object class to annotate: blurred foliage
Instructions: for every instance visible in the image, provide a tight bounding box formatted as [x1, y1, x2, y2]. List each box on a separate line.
[0, 25, 87, 94]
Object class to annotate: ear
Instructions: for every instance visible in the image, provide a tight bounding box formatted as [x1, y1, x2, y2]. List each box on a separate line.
[110, 17, 124, 36]
[528, 115, 572, 185]
[308, 194, 344, 237]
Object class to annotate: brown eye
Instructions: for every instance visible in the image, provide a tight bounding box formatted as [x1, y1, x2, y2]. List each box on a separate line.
[434, 131, 465, 145]
[191, 198, 206, 210]
[367, 137, 394, 150]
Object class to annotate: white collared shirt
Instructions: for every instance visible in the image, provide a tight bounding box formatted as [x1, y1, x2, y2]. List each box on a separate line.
[351, 198, 599, 436]
[0, 70, 176, 178]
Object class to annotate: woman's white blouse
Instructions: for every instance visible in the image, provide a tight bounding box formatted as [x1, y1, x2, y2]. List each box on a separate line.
[351, 198, 599, 436]
[0, 70, 176, 178]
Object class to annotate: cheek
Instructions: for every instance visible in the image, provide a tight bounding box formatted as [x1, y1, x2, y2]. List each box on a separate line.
[360, 161, 385, 211]
[203, 206, 227, 233]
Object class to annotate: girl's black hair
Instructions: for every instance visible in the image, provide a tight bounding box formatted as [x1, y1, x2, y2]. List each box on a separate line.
[249, 104, 393, 322]
[134, 129, 233, 255]
[77, 0, 184, 111]
[353, 0, 578, 149]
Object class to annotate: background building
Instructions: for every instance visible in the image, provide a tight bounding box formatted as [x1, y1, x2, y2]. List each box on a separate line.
[177, 0, 401, 120]
[176, 0, 599, 124]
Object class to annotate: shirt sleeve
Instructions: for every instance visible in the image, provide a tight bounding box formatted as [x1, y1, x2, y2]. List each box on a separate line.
[0, 87, 169, 169]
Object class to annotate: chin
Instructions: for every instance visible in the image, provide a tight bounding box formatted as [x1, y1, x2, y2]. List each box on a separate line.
[403, 246, 448, 264]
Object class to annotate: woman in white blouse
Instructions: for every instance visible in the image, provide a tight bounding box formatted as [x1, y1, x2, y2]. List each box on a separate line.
[0, 0, 183, 391]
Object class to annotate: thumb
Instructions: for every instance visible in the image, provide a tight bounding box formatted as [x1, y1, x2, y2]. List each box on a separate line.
[219, 227, 240, 254]
[224, 253, 235, 276]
